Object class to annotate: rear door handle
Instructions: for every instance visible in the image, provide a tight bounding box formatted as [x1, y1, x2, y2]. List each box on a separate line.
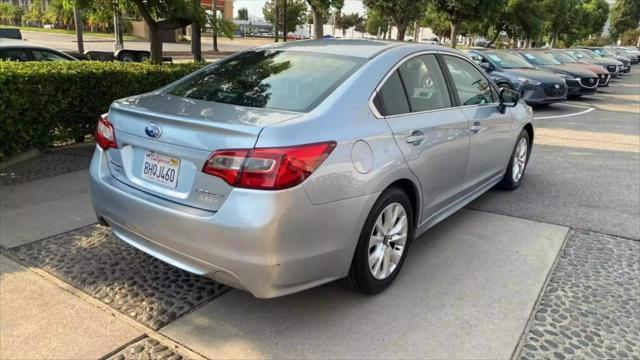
[470, 122, 483, 134]
[406, 131, 425, 145]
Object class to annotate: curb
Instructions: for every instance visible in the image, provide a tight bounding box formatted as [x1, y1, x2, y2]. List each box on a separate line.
[0, 148, 40, 171]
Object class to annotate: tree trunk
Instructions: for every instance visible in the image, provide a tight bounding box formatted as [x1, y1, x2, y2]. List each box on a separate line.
[212, 0, 218, 51]
[396, 23, 407, 41]
[113, 8, 124, 51]
[282, 0, 287, 42]
[486, 27, 501, 47]
[413, 21, 420, 42]
[150, 27, 164, 64]
[73, 6, 84, 54]
[312, 8, 323, 39]
[191, 22, 202, 62]
[274, 0, 279, 42]
[450, 20, 460, 48]
[550, 31, 558, 48]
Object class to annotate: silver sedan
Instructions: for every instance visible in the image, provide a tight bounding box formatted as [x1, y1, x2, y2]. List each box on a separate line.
[90, 39, 533, 298]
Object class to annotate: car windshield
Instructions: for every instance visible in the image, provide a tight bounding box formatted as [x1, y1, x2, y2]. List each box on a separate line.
[520, 52, 562, 65]
[484, 52, 533, 69]
[581, 49, 601, 58]
[593, 48, 614, 56]
[167, 50, 365, 112]
[548, 52, 578, 63]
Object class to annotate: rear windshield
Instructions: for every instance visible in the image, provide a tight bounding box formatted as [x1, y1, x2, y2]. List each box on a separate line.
[484, 52, 533, 69]
[520, 52, 561, 65]
[168, 50, 365, 112]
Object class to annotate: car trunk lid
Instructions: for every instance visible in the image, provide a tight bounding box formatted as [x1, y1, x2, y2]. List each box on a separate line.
[104, 92, 301, 211]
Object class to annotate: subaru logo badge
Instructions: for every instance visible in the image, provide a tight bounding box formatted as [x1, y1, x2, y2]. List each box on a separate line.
[145, 123, 162, 138]
[554, 84, 560, 89]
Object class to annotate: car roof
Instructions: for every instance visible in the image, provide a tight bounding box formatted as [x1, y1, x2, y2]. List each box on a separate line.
[258, 39, 450, 59]
[0, 38, 59, 50]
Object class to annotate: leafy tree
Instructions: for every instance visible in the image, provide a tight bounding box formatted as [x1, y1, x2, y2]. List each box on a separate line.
[335, 12, 363, 37]
[430, 0, 503, 47]
[363, 0, 430, 41]
[237, 7, 248, 20]
[609, 0, 640, 41]
[480, 0, 546, 47]
[542, 0, 583, 47]
[307, 0, 343, 38]
[264, 0, 308, 37]
[620, 28, 640, 46]
[22, 0, 47, 25]
[422, 5, 450, 41]
[0, 3, 22, 25]
[129, 0, 203, 64]
[365, 7, 389, 37]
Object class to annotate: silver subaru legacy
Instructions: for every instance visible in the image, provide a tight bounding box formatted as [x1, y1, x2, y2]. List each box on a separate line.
[90, 40, 533, 298]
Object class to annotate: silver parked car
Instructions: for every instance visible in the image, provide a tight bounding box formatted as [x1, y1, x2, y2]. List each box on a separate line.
[90, 40, 534, 298]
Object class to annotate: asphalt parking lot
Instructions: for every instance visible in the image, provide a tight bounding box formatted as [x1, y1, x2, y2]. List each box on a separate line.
[1, 71, 638, 359]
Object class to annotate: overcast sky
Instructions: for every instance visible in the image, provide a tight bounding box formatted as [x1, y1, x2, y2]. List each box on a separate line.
[233, 0, 366, 20]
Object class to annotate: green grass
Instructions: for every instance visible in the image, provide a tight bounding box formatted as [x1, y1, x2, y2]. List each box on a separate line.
[0, 25, 140, 41]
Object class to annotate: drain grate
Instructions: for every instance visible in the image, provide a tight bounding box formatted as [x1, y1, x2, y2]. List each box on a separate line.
[13, 225, 227, 329]
[107, 337, 185, 360]
[517, 230, 639, 359]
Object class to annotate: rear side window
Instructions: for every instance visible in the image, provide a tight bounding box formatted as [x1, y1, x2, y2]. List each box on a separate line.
[375, 71, 410, 116]
[443, 55, 496, 106]
[0, 48, 30, 61]
[168, 50, 365, 112]
[397, 54, 451, 112]
[32, 49, 70, 61]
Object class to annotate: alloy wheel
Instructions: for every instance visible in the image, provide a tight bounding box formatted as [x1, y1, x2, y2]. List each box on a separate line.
[368, 203, 408, 280]
[512, 137, 528, 183]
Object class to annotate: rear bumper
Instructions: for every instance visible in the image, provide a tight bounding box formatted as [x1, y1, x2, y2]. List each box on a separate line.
[90, 147, 376, 298]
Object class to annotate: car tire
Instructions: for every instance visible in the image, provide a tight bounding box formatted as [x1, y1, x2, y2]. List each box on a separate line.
[497, 129, 531, 190]
[138, 53, 150, 62]
[345, 187, 414, 294]
[119, 52, 135, 62]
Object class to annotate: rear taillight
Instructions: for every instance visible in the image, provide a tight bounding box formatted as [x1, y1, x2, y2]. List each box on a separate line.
[96, 114, 117, 150]
[203, 141, 336, 190]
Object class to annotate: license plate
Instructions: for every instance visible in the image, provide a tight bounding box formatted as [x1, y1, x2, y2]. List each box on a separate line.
[141, 151, 180, 188]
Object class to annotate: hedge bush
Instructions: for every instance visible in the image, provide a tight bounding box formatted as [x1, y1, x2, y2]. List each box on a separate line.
[0, 61, 206, 161]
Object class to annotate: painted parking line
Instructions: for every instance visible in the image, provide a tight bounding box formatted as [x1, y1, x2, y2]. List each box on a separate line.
[535, 128, 640, 153]
[533, 106, 595, 120]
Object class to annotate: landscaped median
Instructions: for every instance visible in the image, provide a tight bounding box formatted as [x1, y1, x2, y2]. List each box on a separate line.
[0, 61, 206, 161]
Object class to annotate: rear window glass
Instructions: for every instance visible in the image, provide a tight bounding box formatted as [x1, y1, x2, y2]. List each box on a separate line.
[168, 50, 365, 112]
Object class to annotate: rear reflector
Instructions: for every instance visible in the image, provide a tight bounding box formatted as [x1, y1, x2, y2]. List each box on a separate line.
[203, 142, 336, 190]
[96, 114, 117, 150]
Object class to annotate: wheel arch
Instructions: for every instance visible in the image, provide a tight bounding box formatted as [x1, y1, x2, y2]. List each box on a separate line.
[385, 178, 421, 230]
[523, 122, 534, 152]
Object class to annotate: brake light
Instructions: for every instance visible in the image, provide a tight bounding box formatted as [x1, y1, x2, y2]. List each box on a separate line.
[203, 142, 336, 190]
[96, 114, 117, 150]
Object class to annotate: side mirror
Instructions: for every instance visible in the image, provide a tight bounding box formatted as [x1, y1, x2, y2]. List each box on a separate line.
[499, 88, 520, 113]
[480, 62, 493, 72]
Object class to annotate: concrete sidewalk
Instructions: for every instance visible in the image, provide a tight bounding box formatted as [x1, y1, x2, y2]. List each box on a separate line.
[0, 170, 95, 248]
[0, 254, 142, 359]
[162, 209, 568, 359]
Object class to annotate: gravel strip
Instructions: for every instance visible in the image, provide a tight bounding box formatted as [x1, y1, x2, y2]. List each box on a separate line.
[12, 225, 227, 329]
[107, 337, 184, 360]
[518, 230, 640, 360]
[0, 146, 93, 185]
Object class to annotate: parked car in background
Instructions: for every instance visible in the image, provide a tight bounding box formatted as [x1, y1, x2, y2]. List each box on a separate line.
[464, 49, 567, 105]
[91, 40, 533, 298]
[0, 28, 22, 40]
[544, 50, 610, 86]
[510, 50, 599, 97]
[606, 47, 639, 64]
[0, 39, 77, 61]
[566, 49, 624, 77]
[578, 47, 631, 73]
